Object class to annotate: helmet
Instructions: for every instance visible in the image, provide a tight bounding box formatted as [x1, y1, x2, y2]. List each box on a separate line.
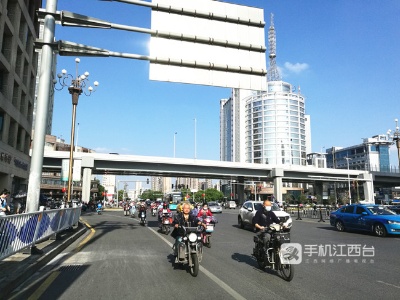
[163, 202, 168, 208]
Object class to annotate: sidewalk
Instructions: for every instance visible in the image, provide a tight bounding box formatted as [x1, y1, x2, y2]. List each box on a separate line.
[0, 222, 88, 298]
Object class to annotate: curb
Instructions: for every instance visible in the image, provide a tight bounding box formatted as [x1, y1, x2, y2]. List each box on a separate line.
[2, 222, 88, 298]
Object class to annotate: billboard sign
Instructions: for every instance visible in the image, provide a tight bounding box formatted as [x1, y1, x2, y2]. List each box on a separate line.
[150, 0, 267, 90]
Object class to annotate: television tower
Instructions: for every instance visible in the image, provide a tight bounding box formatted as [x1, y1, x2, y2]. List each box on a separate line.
[267, 13, 281, 81]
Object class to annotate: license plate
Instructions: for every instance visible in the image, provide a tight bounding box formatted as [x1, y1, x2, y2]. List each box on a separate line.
[206, 224, 214, 232]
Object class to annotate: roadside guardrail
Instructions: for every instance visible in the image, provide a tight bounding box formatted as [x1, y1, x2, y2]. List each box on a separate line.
[0, 207, 81, 260]
[286, 207, 334, 220]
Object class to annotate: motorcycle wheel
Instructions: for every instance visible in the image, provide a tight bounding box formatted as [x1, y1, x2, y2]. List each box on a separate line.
[279, 263, 294, 281]
[256, 246, 267, 269]
[189, 253, 199, 277]
[166, 226, 170, 235]
[206, 236, 211, 248]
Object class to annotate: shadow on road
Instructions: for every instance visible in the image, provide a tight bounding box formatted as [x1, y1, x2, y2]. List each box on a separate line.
[231, 252, 276, 275]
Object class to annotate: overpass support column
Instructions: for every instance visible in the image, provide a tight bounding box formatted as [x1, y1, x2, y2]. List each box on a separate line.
[237, 177, 245, 205]
[314, 181, 323, 204]
[81, 157, 94, 203]
[360, 172, 374, 204]
[272, 168, 284, 203]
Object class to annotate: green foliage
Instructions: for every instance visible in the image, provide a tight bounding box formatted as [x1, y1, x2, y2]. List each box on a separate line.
[194, 188, 224, 203]
[298, 193, 308, 204]
[139, 190, 163, 201]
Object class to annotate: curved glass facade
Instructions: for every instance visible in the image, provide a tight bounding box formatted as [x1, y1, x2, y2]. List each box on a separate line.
[244, 81, 306, 165]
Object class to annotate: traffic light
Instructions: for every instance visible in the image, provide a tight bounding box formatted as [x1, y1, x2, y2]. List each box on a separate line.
[146, 178, 149, 184]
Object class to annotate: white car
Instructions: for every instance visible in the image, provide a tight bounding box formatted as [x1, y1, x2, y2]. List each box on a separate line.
[227, 201, 237, 209]
[238, 200, 292, 230]
[208, 202, 222, 214]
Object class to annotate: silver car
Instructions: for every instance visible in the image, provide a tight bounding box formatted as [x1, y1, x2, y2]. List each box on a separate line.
[238, 200, 292, 230]
[208, 202, 222, 214]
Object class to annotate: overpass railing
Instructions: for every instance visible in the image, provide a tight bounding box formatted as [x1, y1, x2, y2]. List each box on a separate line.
[0, 207, 81, 261]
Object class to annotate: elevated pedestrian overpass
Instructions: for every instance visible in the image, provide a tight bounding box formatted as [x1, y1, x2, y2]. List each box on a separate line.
[43, 151, 400, 203]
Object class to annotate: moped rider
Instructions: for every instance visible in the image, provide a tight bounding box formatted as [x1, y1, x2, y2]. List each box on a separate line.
[171, 202, 204, 261]
[253, 200, 281, 248]
[197, 203, 213, 218]
[158, 202, 172, 223]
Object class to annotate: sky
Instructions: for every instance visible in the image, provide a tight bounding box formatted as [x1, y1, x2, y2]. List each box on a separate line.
[45, 0, 400, 174]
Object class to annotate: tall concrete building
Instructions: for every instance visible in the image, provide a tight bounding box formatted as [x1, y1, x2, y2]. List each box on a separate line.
[0, 0, 42, 195]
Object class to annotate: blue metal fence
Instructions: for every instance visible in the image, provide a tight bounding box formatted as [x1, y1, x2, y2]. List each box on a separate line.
[0, 207, 81, 260]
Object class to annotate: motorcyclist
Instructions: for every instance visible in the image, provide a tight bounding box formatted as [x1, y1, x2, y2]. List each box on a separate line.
[96, 201, 102, 212]
[171, 202, 205, 261]
[129, 201, 136, 217]
[197, 203, 213, 218]
[158, 202, 171, 223]
[253, 200, 281, 248]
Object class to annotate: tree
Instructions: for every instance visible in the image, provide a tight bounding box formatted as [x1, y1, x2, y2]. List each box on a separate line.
[140, 190, 163, 201]
[194, 188, 224, 203]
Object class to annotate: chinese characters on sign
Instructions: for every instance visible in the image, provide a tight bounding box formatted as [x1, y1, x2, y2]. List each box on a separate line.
[279, 244, 375, 264]
[303, 244, 375, 264]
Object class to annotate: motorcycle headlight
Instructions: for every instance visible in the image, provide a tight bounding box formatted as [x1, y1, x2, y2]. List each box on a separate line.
[188, 232, 198, 242]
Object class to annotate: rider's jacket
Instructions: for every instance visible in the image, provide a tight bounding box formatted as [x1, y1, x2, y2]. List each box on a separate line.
[252, 209, 280, 232]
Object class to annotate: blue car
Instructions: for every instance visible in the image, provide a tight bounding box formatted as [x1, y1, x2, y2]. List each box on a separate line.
[330, 204, 400, 237]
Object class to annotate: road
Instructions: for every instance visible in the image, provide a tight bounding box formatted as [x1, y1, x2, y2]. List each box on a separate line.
[10, 209, 400, 300]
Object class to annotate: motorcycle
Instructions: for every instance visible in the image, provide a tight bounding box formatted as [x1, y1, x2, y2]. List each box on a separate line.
[96, 206, 102, 215]
[129, 205, 136, 218]
[151, 207, 157, 216]
[139, 210, 147, 226]
[160, 210, 172, 234]
[174, 226, 203, 277]
[252, 224, 294, 281]
[124, 204, 130, 216]
[198, 216, 216, 248]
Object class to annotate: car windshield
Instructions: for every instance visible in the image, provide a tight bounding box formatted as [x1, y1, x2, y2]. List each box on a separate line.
[253, 202, 280, 211]
[366, 206, 396, 215]
[208, 202, 217, 206]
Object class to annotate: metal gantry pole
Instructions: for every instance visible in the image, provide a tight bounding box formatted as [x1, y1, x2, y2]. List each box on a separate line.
[26, 0, 58, 212]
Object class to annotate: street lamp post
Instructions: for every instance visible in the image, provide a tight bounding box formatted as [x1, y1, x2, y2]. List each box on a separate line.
[55, 58, 98, 205]
[387, 118, 400, 172]
[345, 157, 352, 204]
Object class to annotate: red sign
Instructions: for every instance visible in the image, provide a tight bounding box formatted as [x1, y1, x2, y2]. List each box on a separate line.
[61, 187, 66, 193]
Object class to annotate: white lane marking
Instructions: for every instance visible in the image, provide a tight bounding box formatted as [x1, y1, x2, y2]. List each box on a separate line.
[146, 226, 247, 300]
[377, 280, 400, 289]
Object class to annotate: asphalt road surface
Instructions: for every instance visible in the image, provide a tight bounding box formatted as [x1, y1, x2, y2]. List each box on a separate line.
[10, 208, 400, 300]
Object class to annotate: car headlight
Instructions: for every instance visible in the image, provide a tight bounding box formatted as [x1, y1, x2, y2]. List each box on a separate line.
[387, 220, 400, 225]
[188, 232, 198, 242]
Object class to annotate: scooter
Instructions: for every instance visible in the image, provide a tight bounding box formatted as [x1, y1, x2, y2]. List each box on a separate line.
[151, 207, 157, 216]
[199, 216, 216, 248]
[139, 210, 147, 226]
[174, 226, 203, 277]
[253, 224, 294, 281]
[129, 205, 136, 218]
[160, 210, 173, 234]
[96, 206, 102, 215]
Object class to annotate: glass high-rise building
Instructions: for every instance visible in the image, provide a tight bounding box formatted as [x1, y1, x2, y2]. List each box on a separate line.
[220, 81, 310, 166]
